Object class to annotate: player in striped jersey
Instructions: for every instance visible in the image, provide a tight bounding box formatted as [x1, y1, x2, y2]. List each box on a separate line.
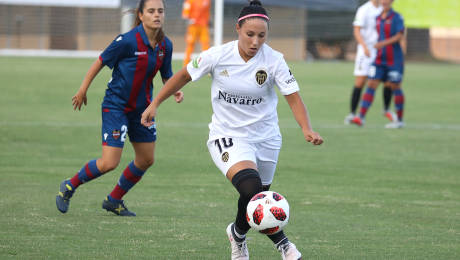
[56, 0, 183, 216]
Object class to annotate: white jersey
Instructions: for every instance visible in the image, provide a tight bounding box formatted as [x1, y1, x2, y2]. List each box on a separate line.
[187, 40, 299, 142]
[353, 1, 383, 48]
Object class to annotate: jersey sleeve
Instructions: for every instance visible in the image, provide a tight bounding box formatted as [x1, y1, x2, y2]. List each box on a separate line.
[394, 14, 405, 33]
[186, 48, 216, 82]
[274, 57, 300, 96]
[353, 6, 365, 27]
[99, 34, 128, 69]
[160, 41, 173, 79]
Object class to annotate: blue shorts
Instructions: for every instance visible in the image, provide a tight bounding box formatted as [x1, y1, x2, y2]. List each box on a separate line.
[368, 64, 404, 83]
[101, 108, 156, 148]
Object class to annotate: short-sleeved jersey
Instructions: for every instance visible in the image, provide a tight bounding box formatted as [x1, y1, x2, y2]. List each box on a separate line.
[187, 40, 300, 142]
[374, 9, 405, 67]
[182, 0, 210, 26]
[353, 1, 383, 48]
[99, 24, 173, 113]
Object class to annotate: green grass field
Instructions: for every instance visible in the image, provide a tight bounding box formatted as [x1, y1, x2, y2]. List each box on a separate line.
[0, 56, 459, 259]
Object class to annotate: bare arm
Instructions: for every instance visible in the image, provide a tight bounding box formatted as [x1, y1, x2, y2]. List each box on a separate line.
[141, 67, 192, 126]
[353, 26, 370, 57]
[162, 77, 184, 103]
[375, 31, 404, 49]
[284, 92, 323, 145]
[400, 29, 407, 55]
[72, 58, 104, 110]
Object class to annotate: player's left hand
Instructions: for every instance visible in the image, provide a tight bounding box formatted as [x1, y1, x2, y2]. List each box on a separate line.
[302, 130, 323, 145]
[174, 91, 184, 103]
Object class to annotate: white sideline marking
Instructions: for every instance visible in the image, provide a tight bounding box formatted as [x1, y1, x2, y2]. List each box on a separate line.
[1, 121, 460, 131]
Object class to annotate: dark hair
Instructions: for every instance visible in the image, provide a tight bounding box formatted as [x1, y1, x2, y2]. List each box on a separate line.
[237, 0, 269, 27]
[134, 0, 165, 43]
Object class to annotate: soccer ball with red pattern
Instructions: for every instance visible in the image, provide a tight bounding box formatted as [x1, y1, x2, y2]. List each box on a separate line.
[246, 191, 289, 235]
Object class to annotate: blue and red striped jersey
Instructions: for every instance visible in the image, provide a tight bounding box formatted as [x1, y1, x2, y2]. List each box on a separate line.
[374, 9, 404, 67]
[99, 24, 173, 113]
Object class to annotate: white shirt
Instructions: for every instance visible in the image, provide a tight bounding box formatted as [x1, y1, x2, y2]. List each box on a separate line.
[187, 40, 299, 142]
[353, 1, 383, 48]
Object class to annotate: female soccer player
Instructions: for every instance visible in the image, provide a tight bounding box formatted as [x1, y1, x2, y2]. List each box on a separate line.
[351, 0, 406, 128]
[141, 1, 323, 258]
[56, 0, 183, 216]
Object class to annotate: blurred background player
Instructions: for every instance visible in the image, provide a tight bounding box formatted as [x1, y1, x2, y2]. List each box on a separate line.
[344, 0, 397, 124]
[182, 0, 211, 67]
[351, 0, 405, 128]
[55, 0, 183, 216]
[142, 1, 323, 259]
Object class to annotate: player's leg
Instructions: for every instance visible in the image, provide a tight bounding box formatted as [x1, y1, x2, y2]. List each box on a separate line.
[346, 47, 369, 124]
[199, 25, 210, 51]
[227, 161, 260, 260]
[56, 109, 126, 213]
[385, 66, 405, 128]
[383, 81, 397, 122]
[183, 25, 198, 67]
[256, 141, 302, 259]
[351, 65, 384, 126]
[103, 113, 157, 216]
[207, 138, 258, 259]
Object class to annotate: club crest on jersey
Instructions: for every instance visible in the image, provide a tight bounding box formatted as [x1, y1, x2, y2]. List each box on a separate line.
[158, 50, 164, 57]
[255, 70, 268, 86]
[222, 152, 229, 162]
[112, 130, 121, 140]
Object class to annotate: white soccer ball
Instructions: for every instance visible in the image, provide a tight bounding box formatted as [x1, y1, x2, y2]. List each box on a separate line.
[246, 191, 290, 235]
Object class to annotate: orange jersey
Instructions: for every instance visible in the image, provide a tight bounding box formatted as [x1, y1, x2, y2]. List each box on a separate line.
[182, 0, 210, 26]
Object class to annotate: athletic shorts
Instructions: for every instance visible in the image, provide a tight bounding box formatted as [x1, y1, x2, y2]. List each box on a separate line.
[207, 136, 282, 185]
[354, 45, 377, 76]
[368, 64, 404, 83]
[101, 108, 156, 148]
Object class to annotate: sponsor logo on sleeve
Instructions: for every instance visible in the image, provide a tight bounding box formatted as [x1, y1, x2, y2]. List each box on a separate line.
[192, 57, 202, 68]
[285, 76, 296, 85]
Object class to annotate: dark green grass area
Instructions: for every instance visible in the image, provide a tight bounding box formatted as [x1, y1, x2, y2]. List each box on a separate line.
[0, 57, 459, 259]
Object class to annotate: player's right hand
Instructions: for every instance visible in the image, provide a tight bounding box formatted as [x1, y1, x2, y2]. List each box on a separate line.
[364, 47, 371, 57]
[72, 91, 87, 110]
[141, 105, 157, 128]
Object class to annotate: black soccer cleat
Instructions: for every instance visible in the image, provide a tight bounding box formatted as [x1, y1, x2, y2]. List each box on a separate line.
[102, 197, 136, 216]
[56, 180, 75, 213]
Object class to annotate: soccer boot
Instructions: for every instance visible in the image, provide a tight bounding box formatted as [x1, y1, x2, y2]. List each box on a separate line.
[351, 116, 365, 127]
[102, 197, 136, 216]
[385, 121, 405, 129]
[56, 180, 75, 213]
[226, 223, 249, 260]
[344, 113, 355, 125]
[278, 241, 302, 260]
[384, 111, 397, 122]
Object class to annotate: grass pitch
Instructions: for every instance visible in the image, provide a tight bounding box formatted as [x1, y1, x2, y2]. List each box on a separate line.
[0, 57, 459, 259]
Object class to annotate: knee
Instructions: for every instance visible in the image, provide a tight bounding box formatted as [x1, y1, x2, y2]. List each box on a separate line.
[97, 159, 119, 173]
[135, 156, 154, 170]
[232, 168, 263, 200]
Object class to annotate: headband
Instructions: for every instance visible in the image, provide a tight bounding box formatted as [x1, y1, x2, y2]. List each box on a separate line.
[237, 14, 270, 22]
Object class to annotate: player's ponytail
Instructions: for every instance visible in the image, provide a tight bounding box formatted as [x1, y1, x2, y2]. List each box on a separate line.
[238, 0, 270, 27]
[134, 0, 165, 43]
